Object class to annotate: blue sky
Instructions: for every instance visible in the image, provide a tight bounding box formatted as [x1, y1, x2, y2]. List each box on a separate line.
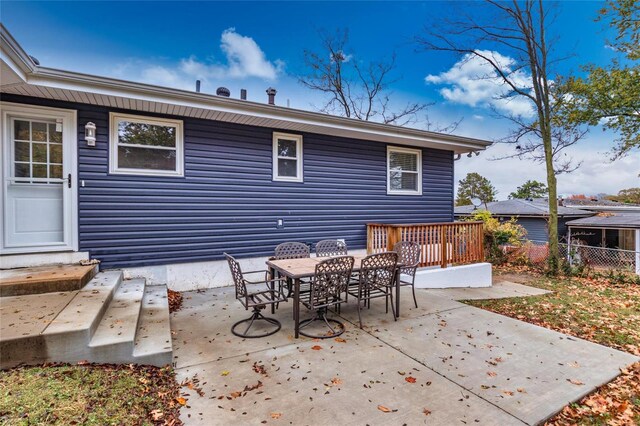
[3, 1, 638, 197]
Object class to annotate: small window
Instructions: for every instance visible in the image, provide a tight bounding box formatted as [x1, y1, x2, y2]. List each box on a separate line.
[109, 113, 184, 176]
[387, 146, 422, 195]
[273, 132, 303, 182]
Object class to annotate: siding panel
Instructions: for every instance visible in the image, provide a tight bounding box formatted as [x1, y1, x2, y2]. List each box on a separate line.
[3, 95, 455, 269]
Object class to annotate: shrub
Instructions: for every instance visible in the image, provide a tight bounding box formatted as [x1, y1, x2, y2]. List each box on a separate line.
[464, 210, 527, 264]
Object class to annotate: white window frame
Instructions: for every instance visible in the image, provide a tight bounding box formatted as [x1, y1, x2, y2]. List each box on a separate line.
[272, 132, 303, 182]
[109, 112, 184, 176]
[386, 146, 422, 195]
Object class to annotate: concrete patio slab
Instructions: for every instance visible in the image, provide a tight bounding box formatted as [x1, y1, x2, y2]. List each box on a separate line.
[171, 286, 639, 425]
[176, 328, 524, 426]
[0, 291, 78, 340]
[357, 304, 638, 425]
[424, 281, 551, 301]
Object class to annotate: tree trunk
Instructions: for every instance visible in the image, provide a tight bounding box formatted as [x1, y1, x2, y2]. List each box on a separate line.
[542, 127, 559, 273]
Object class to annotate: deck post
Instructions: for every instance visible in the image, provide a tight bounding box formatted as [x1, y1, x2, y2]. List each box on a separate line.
[440, 225, 447, 268]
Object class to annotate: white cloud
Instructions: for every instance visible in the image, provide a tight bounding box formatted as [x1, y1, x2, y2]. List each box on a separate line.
[426, 50, 534, 117]
[181, 28, 284, 81]
[112, 28, 284, 92]
[455, 139, 640, 199]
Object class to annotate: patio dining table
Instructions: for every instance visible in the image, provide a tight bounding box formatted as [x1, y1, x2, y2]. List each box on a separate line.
[266, 255, 402, 338]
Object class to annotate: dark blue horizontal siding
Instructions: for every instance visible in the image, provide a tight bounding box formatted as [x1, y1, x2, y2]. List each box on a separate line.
[2, 94, 455, 269]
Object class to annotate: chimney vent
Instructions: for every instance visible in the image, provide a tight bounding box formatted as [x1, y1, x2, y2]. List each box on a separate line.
[195, 80, 201, 93]
[266, 87, 277, 105]
[240, 89, 247, 100]
[216, 87, 231, 97]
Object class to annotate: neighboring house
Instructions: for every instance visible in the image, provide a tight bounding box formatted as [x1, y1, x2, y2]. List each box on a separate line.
[0, 25, 491, 289]
[454, 198, 593, 242]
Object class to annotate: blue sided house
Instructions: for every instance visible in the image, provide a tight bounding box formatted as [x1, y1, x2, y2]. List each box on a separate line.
[0, 24, 491, 290]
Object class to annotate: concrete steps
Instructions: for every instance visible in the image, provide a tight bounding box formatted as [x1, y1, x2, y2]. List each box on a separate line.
[1, 271, 173, 368]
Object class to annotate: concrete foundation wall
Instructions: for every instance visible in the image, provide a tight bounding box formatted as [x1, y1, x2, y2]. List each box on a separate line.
[412, 263, 492, 289]
[122, 252, 491, 291]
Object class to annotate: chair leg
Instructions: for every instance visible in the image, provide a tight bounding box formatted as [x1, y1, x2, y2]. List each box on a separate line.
[389, 290, 397, 321]
[411, 284, 418, 308]
[357, 298, 363, 329]
[231, 306, 281, 339]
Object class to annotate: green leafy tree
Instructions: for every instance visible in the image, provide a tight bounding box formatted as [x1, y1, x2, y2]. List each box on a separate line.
[456, 172, 497, 206]
[607, 187, 640, 204]
[559, 0, 640, 158]
[509, 180, 548, 199]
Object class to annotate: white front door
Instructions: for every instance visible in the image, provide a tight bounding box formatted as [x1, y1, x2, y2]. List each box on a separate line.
[1, 103, 77, 254]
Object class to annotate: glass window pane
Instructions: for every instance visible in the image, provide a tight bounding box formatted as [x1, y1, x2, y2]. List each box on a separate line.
[277, 158, 298, 177]
[32, 122, 47, 142]
[50, 164, 63, 179]
[118, 120, 176, 148]
[15, 142, 30, 162]
[15, 163, 30, 178]
[33, 143, 47, 163]
[49, 123, 62, 143]
[118, 146, 177, 171]
[389, 171, 402, 190]
[400, 173, 418, 190]
[389, 151, 417, 172]
[49, 144, 63, 163]
[33, 164, 47, 178]
[277, 139, 297, 158]
[15, 120, 30, 140]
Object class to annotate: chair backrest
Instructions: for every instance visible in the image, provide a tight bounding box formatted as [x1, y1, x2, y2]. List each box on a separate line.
[315, 239, 348, 257]
[224, 253, 246, 299]
[309, 256, 354, 306]
[393, 241, 421, 276]
[359, 252, 398, 291]
[274, 242, 310, 260]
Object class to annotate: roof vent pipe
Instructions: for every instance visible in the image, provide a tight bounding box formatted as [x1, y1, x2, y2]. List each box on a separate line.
[216, 87, 231, 97]
[240, 89, 247, 100]
[266, 87, 277, 105]
[195, 80, 201, 93]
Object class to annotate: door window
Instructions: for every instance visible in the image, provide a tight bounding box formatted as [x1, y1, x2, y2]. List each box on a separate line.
[13, 118, 63, 182]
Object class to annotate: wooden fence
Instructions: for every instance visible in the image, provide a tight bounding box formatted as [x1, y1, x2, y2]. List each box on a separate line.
[366, 222, 484, 268]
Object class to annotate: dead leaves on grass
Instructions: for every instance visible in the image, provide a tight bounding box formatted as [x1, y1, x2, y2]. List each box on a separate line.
[547, 362, 640, 426]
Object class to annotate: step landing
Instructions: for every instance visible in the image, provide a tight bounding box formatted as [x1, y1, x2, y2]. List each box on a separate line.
[0, 264, 98, 297]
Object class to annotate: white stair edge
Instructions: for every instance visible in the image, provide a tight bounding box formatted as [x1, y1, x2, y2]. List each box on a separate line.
[89, 279, 145, 348]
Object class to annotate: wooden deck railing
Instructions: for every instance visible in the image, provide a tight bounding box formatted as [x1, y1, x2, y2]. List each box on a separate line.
[366, 222, 484, 268]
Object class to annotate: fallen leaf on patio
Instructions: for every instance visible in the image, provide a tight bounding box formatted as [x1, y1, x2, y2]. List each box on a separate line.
[176, 397, 187, 405]
[517, 388, 527, 393]
[377, 405, 391, 413]
[487, 371, 497, 377]
[221, 370, 230, 376]
[502, 390, 514, 396]
[270, 412, 282, 419]
[335, 337, 347, 343]
[397, 371, 406, 375]
[230, 391, 243, 399]
[405, 376, 417, 383]
[567, 378, 584, 385]
[423, 408, 432, 416]
[569, 361, 580, 368]
[311, 345, 322, 350]
[331, 377, 343, 386]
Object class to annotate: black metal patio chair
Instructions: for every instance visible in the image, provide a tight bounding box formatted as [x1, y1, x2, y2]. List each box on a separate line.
[299, 255, 354, 339]
[273, 242, 311, 299]
[315, 239, 348, 257]
[225, 253, 288, 338]
[393, 241, 421, 308]
[348, 251, 398, 329]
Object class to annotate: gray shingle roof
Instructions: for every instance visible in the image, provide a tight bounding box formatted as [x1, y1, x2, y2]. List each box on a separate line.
[565, 212, 640, 229]
[454, 199, 593, 217]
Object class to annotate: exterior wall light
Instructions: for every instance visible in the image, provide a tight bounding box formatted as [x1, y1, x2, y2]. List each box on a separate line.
[85, 122, 96, 146]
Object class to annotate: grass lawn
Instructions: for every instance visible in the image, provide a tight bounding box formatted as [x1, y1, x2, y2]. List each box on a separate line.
[0, 363, 183, 425]
[465, 266, 640, 425]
